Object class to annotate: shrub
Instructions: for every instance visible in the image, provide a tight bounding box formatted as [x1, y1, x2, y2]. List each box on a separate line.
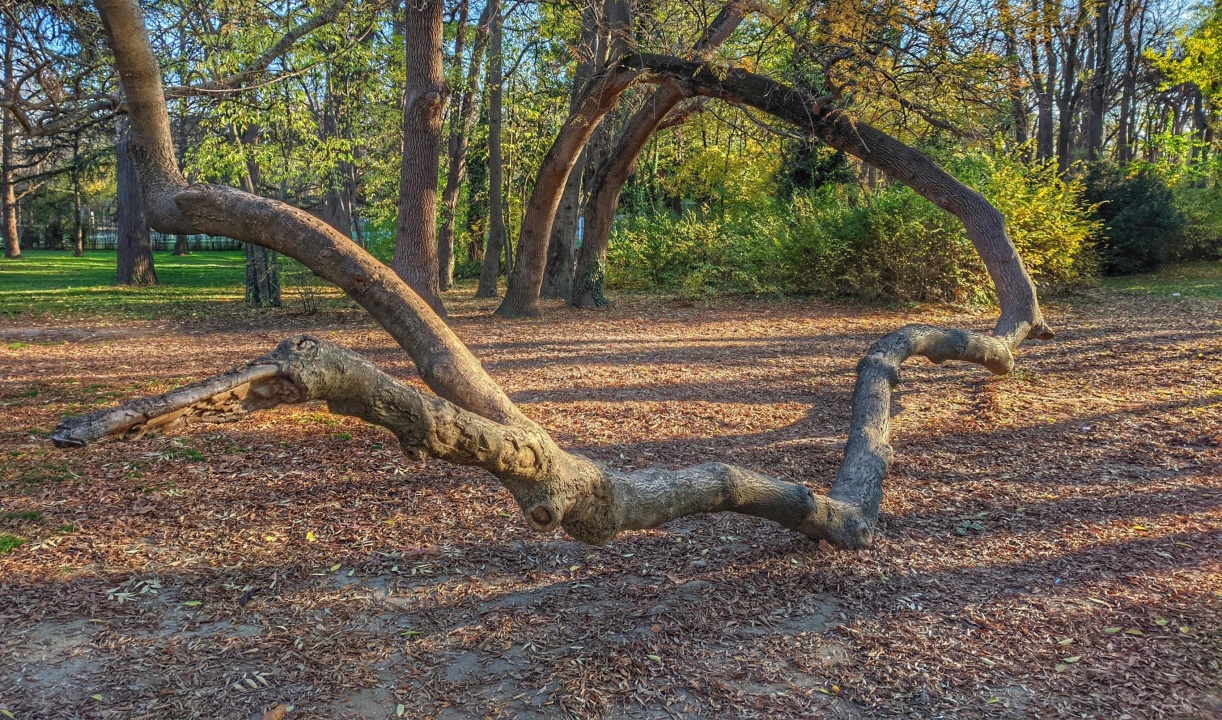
[1081, 162, 1185, 275]
[1172, 184, 1222, 261]
[607, 151, 1098, 302]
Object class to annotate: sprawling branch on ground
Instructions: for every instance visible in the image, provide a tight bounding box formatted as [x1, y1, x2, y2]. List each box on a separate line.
[59, 0, 1055, 553]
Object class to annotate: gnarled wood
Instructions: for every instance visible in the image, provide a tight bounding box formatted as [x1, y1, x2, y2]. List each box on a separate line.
[70, 0, 1057, 554]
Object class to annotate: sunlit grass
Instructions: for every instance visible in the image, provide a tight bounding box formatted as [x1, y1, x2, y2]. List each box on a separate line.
[1100, 260, 1222, 300]
[0, 250, 250, 320]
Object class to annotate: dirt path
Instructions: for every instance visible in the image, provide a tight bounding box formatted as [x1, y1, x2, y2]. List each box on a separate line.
[0, 291, 1218, 719]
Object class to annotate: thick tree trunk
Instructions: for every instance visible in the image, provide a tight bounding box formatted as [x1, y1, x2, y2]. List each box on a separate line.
[391, 0, 450, 316]
[438, 1, 493, 291]
[115, 119, 157, 286]
[76, 0, 1055, 555]
[494, 66, 640, 316]
[476, 0, 505, 299]
[172, 234, 189, 255]
[540, 0, 609, 301]
[1, 16, 18, 260]
[1056, 0, 1086, 171]
[1032, 2, 1057, 162]
[72, 134, 85, 257]
[571, 4, 744, 308]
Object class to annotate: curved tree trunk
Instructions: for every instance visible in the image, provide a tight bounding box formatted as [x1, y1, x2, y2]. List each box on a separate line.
[629, 53, 1051, 343]
[69, 0, 1054, 555]
[494, 66, 640, 317]
[114, 118, 157, 286]
[390, 0, 449, 316]
[571, 4, 744, 308]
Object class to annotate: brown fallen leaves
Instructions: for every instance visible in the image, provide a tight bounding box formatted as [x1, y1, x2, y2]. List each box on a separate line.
[0, 287, 1218, 719]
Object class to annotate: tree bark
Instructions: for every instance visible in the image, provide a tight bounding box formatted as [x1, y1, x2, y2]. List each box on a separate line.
[73, 133, 85, 257]
[73, 0, 1056, 555]
[115, 118, 157, 286]
[539, 0, 610, 301]
[438, 0, 493, 291]
[172, 234, 189, 255]
[391, 0, 450, 316]
[571, 3, 744, 308]
[476, 0, 505, 299]
[494, 65, 640, 316]
[1056, 0, 1087, 171]
[629, 53, 1051, 344]
[1, 15, 19, 260]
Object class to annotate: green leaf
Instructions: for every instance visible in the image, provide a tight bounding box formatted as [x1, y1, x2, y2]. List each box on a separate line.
[1124, 629, 1143, 636]
[986, 696, 1001, 704]
[330, 563, 341, 572]
[183, 600, 202, 607]
[1154, 618, 1169, 626]
[1063, 656, 1081, 663]
[396, 704, 405, 717]
[1057, 638, 1073, 646]
[90, 694, 104, 701]
[1054, 664, 1067, 672]
[981, 657, 996, 667]
[647, 654, 662, 662]
[2, 708, 16, 718]
[1103, 627, 1122, 634]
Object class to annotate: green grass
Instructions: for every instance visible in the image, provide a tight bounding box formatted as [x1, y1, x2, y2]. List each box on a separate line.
[1101, 261, 1222, 299]
[0, 250, 248, 319]
[0, 533, 24, 555]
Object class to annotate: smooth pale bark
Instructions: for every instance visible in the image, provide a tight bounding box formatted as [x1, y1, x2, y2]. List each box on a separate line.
[476, 0, 506, 299]
[70, 0, 1055, 553]
[114, 119, 156, 286]
[438, 1, 493, 290]
[391, 0, 449, 315]
[571, 3, 745, 307]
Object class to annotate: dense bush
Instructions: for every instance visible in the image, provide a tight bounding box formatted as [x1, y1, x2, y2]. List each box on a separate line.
[607, 152, 1099, 302]
[1081, 162, 1185, 275]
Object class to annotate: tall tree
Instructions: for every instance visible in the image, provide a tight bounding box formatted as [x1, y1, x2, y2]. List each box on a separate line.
[391, 0, 450, 315]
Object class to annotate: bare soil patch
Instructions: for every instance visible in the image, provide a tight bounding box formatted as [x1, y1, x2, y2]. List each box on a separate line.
[0, 290, 1218, 719]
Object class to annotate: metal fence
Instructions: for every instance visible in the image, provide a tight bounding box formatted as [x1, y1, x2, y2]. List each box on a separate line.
[18, 223, 244, 252]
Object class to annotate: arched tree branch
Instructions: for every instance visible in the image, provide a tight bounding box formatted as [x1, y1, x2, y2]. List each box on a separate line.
[58, 0, 1057, 554]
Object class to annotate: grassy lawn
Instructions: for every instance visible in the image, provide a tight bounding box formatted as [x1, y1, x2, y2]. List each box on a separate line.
[1100, 260, 1222, 299]
[0, 250, 251, 320]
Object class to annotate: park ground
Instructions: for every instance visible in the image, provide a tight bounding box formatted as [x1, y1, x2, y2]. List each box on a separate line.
[0, 252, 1219, 719]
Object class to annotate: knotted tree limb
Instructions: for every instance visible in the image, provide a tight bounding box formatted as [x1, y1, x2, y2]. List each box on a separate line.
[55, 324, 1013, 550]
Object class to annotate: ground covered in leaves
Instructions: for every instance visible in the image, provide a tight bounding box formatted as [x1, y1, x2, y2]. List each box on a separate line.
[0, 286, 1219, 719]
